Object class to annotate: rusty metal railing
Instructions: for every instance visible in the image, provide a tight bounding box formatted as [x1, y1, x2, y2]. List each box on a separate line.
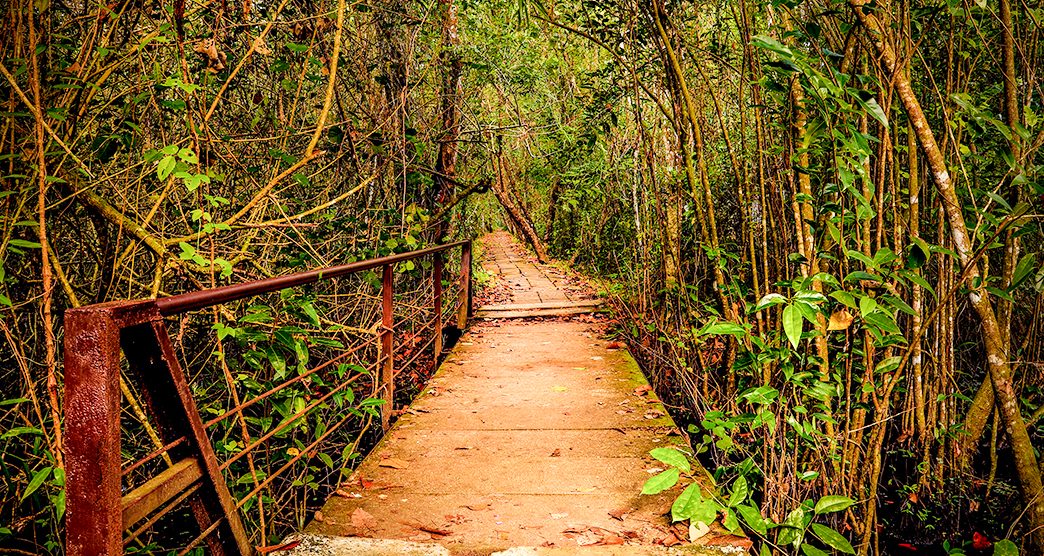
[63, 240, 472, 556]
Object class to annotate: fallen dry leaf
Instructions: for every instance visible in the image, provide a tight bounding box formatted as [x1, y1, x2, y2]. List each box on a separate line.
[633, 385, 652, 396]
[379, 458, 409, 469]
[661, 533, 682, 547]
[608, 507, 633, 521]
[351, 508, 377, 530]
[689, 521, 711, 542]
[550, 449, 561, 457]
[595, 534, 626, 546]
[704, 535, 754, 549]
[828, 309, 854, 331]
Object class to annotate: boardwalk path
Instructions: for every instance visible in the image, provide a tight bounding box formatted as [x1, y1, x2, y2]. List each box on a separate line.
[294, 233, 731, 555]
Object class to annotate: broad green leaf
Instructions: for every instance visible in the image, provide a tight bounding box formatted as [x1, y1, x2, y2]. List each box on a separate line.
[703, 321, 747, 337]
[641, 467, 680, 495]
[777, 507, 806, 546]
[736, 503, 768, 536]
[814, 495, 855, 514]
[1012, 253, 1038, 289]
[301, 302, 321, 326]
[21, 466, 51, 501]
[728, 475, 748, 507]
[993, 539, 1019, 556]
[671, 482, 703, 521]
[723, 508, 740, 534]
[874, 356, 901, 374]
[1, 426, 42, 439]
[754, 293, 787, 311]
[801, 544, 830, 556]
[783, 304, 802, 349]
[650, 447, 691, 473]
[810, 523, 855, 554]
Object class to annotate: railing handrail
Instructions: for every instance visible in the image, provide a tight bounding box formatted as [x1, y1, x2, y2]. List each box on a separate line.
[64, 239, 473, 556]
[154, 240, 469, 315]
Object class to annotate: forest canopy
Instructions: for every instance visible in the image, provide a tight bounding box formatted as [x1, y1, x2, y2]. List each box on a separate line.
[1, 0, 1043, 553]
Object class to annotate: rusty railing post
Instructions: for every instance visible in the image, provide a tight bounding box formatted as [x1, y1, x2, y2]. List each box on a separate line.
[380, 263, 394, 430]
[64, 305, 124, 556]
[433, 252, 443, 356]
[457, 241, 472, 327]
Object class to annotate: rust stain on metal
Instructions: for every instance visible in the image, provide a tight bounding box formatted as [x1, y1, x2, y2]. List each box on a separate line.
[63, 242, 473, 556]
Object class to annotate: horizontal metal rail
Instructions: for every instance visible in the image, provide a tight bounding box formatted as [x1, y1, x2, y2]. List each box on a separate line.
[64, 240, 473, 556]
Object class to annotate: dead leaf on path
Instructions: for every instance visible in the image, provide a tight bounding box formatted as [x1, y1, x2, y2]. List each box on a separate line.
[379, 458, 409, 469]
[660, 533, 682, 547]
[704, 535, 754, 549]
[351, 508, 377, 530]
[689, 521, 711, 542]
[596, 534, 626, 546]
[313, 511, 325, 523]
[633, 385, 652, 396]
[550, 449, 561, 457]
[552, 385, 568, 392]
[357, 477, 375, 489]
[608, 507, 633, 521]
[606, 341, 627, 349]
[828, 309, 854, 331]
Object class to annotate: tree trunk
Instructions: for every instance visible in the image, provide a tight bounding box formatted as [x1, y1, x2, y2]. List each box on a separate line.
[433, 0, 462, 240]
[850, 1, 1044, 549]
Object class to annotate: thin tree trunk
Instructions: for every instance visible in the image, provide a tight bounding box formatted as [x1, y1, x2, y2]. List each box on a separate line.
[850, 1, 1044, 549]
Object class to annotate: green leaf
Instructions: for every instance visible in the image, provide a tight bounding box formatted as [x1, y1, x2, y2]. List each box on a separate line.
[754, 293, 787, 311]
[1, 426, 42, 439]
[736, 503, 768, 536]
[178, 242, 196, 261]
[874, 356, 901, 374]
[864, 98, 889, 129]
[9, 239, 42, 249]
[801, 545, 830, 556]
[21, 466, 51, 501]
[641, 467, 680, 495]
[1011, 253, 1038, 289]
[671, 482, 703, 521]
[728, 475, 748, 507]
[814, 495, 855, 514]
[301, 302, 321, 326]
[810, 523, 855, 554]
[157, 155, 176, 180]
[993, 539, 1019, 556]
[650, 447, 691, 473]
[783, 304, 803, 349]
[703, 321, 747, 337]
[777, 507, 807, 546]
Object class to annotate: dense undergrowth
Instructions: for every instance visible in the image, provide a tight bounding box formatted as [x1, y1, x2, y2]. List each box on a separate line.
[2, 0, 1043, 553]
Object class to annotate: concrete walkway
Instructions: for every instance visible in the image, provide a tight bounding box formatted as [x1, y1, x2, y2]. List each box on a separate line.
[293, 234, 740, 555]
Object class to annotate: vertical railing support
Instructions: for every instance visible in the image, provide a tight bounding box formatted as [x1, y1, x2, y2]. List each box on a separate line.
[64, 306, 124, 556]
[380, 264, 395, 430]
[457, 241, 472, 328]
[433, 252, 444, 356]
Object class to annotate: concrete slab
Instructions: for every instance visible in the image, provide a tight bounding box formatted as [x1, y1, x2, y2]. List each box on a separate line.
[292, 233, 739, 555]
